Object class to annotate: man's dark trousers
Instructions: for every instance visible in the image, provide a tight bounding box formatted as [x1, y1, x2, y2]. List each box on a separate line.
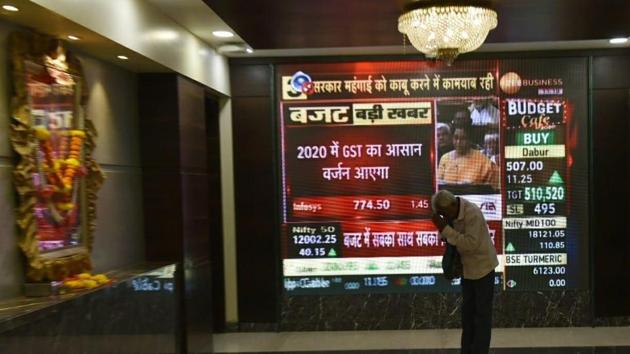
[461, 270, 495, 354]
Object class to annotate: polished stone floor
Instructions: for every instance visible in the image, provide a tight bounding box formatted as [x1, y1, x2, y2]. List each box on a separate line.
[213, 349, 630, 354]
[213, 327, 630, 353]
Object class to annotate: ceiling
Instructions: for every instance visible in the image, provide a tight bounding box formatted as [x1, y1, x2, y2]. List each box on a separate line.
[147, 0, 246, 49]
[0, 0, 169, 72]
[202, 0, 630, 50]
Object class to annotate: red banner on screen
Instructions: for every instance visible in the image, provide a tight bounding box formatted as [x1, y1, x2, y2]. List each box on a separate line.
[339, 220, 503, 258]
[291, 194, 432, 220]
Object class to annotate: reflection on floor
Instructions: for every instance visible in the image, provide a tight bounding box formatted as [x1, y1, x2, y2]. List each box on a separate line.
[213, 327, 630, 353]
[214, 349, 630, 354]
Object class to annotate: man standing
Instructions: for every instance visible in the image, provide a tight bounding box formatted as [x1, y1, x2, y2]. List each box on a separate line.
[431, 190, 499, 354]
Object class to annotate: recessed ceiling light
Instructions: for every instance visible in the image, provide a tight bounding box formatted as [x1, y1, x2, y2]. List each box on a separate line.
[609, 37, 628, 44]
[246, 48, 253, 54]
[150, 29, 179, 41]
[2, 5, 19, 12]
[67, 35, 80, 41]
[212, 30, 234, 38]
[117, 55, 129, 60]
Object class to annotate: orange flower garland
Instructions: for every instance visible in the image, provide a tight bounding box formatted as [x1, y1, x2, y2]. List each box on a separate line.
[62, 130, 85, 190]
[32, 126, 88, 209]
[34, 126, 64, 189]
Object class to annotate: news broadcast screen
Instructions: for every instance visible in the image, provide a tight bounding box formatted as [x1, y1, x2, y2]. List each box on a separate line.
[277, 59, 588, 295]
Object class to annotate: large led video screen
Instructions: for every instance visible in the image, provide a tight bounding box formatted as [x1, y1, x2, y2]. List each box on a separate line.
[277, 59, 588, 295]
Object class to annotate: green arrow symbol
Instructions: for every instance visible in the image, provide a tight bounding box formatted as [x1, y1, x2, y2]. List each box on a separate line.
[328, 249, 337, 257]
[506, 243, 516, 252]
[549, 171, 564, 185]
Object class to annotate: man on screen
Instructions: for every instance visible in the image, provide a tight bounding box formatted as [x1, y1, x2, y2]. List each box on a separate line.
[437, 120, 499, 190]
[470, 99, 499, 127]
[431, 190, 498, 354]
[437, 122, 454, 160]
[483, 132, 500, 165]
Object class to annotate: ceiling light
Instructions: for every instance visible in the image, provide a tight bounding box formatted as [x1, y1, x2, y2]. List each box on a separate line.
[246, 48, 253, 54]
[67, 35, 80, 41]
[609, 37, 628, 44]
[212, 30, 234, 38]
[2, 4, 19, 12]
[398, 1, 498, 65]
[217, 43, 249, 54]
[150, 29, 179, 41]
[117, 55, 129, 60]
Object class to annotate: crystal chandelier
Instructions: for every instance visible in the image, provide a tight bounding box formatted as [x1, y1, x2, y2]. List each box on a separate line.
[398, 1, 498, 64]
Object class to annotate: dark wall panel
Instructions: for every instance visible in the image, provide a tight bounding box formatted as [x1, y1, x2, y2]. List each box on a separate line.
[139, 74, 214, 351]
[181, 172, 210, 264]
[142, 170, 183, 261]
[230, 64, 271, 97]
[231, 94, 279, 323]
[138, 75, 180, 169]
[178, 78, 209, 172]
[178, 78, 210, 264]
[176, 78, 213, 352]
[592, 88, 630, 317]
[138, 74, 183, 262]
[593, 54, 630, 89]
[206, 96, 226, 331]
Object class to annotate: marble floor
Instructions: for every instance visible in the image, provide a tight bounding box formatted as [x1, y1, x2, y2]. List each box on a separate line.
[213, 326, 630, 353]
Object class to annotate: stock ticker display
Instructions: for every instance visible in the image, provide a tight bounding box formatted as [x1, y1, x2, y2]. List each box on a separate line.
[277, 59, 588, 295]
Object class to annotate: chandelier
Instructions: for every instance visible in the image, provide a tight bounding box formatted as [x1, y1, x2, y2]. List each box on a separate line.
[398, 1, 498, 64]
